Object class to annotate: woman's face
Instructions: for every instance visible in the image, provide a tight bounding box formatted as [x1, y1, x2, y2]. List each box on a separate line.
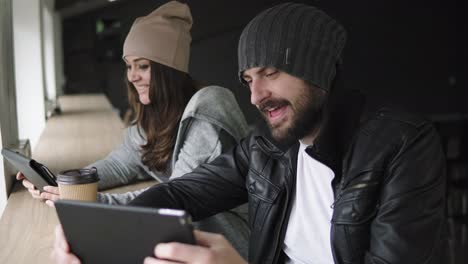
[125, 56, 151, 105]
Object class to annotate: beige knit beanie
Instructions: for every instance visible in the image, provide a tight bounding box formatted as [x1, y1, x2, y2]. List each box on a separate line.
[123, 1, 192, 73]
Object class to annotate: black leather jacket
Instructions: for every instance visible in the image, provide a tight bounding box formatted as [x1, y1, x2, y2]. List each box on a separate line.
[131, 105, 447, 264]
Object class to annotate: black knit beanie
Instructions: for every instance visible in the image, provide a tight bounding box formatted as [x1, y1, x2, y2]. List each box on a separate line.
[238, 3, 347, 91]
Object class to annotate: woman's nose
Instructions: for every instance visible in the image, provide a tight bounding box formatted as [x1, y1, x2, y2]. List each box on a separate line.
[128, 68, 140, 82]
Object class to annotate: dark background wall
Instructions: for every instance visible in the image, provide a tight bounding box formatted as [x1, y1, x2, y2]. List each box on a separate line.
[61, 0, 462, 124]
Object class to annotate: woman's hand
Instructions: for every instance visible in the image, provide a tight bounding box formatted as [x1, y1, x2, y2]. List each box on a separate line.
[51, 225, 81, 264]
[40, 186, 60, 207]
[16, 172, 41, 199]
[144, 230, 247, 264]
[16, 171, 60, 206]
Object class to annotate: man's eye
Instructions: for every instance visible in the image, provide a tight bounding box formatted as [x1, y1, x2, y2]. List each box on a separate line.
[126, 65, 131, 70]
[265, 71, 278, 77]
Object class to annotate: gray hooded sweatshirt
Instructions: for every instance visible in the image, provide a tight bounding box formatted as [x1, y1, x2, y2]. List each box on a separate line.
[89, 86, 250, 258]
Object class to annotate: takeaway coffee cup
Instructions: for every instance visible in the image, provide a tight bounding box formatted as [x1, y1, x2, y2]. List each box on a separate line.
[57, 167, 99, 202]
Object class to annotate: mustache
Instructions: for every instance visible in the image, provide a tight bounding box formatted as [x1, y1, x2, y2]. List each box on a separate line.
[258, 99, 290, 112]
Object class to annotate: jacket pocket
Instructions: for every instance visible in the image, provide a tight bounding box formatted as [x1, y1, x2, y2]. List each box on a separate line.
[247, 168, 281, 203]
[332, 168, 381, 224]
[332, 192, 379, 225]
[247, 168, 281, 231]
[331, 170, 381, 263]
[331, 194, 379, 263]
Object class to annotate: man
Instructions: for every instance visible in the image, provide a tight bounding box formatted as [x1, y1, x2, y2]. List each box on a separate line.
[53, 2, 446, 264]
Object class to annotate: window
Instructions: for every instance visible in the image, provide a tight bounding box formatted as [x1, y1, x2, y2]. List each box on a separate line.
[0, 0, 18, 216]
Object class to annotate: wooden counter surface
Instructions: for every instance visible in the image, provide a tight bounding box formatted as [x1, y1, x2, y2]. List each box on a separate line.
[0, 94, 155, 263]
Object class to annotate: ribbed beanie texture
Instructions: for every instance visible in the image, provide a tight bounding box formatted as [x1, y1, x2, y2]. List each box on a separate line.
[123, 1, 192, 73]
[238, 3, 347, 91]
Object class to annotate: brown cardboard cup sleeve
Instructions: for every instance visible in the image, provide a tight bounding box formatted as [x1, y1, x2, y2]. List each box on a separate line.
[57, 167, 99, 202]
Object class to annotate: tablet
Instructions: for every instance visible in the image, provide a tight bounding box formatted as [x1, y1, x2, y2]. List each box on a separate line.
[1, 148, 57, 191]
[55, 200, 195, 264]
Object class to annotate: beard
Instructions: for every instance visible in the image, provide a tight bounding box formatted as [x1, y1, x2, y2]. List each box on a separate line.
[259, 85, 327, 143]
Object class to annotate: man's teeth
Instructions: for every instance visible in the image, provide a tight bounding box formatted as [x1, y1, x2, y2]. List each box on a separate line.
[267, 106, 279, 112]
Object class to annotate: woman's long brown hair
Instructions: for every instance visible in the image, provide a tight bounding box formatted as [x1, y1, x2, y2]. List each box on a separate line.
[126, 61, 197, 172]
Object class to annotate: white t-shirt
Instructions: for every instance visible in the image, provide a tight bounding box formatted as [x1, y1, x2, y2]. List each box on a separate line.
[283, 141, 335, 264]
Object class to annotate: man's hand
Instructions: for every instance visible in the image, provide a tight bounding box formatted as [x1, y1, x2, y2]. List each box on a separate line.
[16, 171, 60, 207]
[51, 225, 81, 264]
[144, 230, 247, 264]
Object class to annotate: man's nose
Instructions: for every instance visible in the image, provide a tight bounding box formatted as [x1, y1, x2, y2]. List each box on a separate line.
[250, 79, 270, 106]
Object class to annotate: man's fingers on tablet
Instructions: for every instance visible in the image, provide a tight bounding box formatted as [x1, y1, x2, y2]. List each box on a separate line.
[51, 248, 81, 264]
[155, 242, 210, 263]
[193, 230, 225, 247]
[55, 225, 69, 251]
[143, 257, 177, 264]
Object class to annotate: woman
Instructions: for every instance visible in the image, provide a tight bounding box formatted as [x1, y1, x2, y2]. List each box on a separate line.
[18, 1, 249, 258]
